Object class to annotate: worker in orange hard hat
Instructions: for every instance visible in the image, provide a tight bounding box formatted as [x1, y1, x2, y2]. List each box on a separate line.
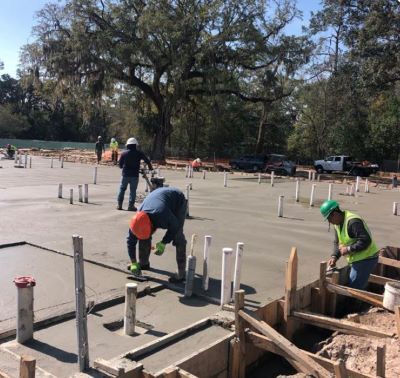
[127, 187, 187, 283]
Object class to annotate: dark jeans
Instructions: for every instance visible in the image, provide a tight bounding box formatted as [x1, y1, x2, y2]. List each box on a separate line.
[348, 256, 378, 289]
[96, 151, 102, 163]
[127, 231, 152, 266]
[117, 176, 139, 206]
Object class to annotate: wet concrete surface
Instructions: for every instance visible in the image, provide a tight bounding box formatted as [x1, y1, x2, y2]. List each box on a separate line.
[1, 156, 399, 375]
[1, 289, 221, 377]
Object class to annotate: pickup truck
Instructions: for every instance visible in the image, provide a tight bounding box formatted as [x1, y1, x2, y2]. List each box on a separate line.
[314, 155, 379, 177]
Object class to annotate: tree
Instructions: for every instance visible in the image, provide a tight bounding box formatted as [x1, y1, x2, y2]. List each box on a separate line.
[24, 0, 273, 159]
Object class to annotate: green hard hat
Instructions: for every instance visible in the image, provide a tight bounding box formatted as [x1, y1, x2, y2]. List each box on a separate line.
[320, 200, 339, 219]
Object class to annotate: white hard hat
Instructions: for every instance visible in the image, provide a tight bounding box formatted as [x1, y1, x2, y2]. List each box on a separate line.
[111, 138, 115, 142]
[126, 137, 138, 145]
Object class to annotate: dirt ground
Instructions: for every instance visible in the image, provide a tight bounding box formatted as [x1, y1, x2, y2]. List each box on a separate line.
[316, 308, 400, 377]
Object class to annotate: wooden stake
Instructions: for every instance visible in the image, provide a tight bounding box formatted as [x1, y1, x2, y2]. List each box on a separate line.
[319, 262, 327, 314]
[231, 290, 245, 378]
[395, 306, 400, 337]
[328, 271, 340, 317]
[72, 235, 89, 372]
[19, 355, 36, 378]
[333, 359, 348, 378]
[284, 247, 298, 339]
[239, 310, 331, 377]
[376, 344, 386, 378]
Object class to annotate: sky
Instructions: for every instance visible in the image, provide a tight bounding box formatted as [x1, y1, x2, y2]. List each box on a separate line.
[0, 0, 321, 78]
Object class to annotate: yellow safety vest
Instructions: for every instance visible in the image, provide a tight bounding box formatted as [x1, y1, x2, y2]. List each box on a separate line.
[334, 210, 378, 264]
[110, 141, 119, 151]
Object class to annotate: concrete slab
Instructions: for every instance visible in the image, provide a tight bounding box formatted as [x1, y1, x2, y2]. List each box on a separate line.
[0, 289, 220, 377]
[1, 156, 399, 306]
[0, 243, 157, 332]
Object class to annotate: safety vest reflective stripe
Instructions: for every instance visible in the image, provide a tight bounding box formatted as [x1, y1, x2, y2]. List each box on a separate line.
[334, 210, 379, 264]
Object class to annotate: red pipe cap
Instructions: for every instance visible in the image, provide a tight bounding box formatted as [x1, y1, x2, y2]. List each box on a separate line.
[13, 276, 36, 288]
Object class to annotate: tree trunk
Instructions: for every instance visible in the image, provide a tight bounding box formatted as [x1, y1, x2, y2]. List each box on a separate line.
[255, 102, 269, 155]
[151, 107, 172, 161]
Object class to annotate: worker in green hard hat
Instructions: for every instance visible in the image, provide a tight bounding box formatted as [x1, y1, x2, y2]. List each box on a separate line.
[320, 200, 379, 290]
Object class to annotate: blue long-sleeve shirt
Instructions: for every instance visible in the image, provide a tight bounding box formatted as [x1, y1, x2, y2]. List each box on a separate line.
[127, 187, 187, 257]
[118, 146, 152, 177]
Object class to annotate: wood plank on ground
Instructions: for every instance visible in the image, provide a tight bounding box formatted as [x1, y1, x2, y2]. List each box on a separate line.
[325, 283, 383, 308]
[378, 256, 400, 269]
[246, 331, 374, 378]
[239, 310, 331, 377]
[292, 310, 395, 338]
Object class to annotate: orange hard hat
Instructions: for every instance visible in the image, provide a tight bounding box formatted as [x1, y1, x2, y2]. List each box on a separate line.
[129, 211, 152, 240]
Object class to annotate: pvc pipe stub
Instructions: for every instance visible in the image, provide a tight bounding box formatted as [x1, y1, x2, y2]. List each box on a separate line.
[14, 276, 36, 288]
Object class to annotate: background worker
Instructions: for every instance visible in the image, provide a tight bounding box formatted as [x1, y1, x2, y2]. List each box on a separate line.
[127, 187, 187, 283]
[320, 200, 379, 289]
[191, 157, 202, 171]
[110, 137, 119, 165]
[95, 136, 105, 163]
[117, 137, 152, 211]
[5, 144, 16, 159]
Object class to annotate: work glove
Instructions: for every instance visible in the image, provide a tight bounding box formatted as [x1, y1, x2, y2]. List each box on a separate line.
[154, 242, 166, 256]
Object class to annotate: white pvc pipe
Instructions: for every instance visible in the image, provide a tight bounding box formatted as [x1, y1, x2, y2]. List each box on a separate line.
[310, 184, 316, 207]
[308, 171, 312, 181]
[346, 186, 349, 196]
[84, 184, 89, 203]
[258, 173, 261, 184]
[365, 179, 369, 193]
[93, 167, 97, 184]
[29, 157, 32, 168]
[70, 189, 73, 204]
[224, 172, 227, 187]
[51, 157, 54, 168]
[61, 156, 64, 168]
[24, 153, 28, 168]
[175, 163, 177, 170]
[14, 153, 18, 163]
[278, 195, 284, 217]
[350, 184, 354, 196]
[58, 183, 63, 198]
[295, 179, 300, 202]
[184, 255, 196, 297]
[312, 172, 315, 181]
[393, 202, 398, 216]
[124, 283, 138, 335]
[15, 285, 35, 343]
[220, 247, 233, 307]
[202, 235, 212, 291]
[271, 171, 274, 187]
[233, 242, 244, 296]
[78, 185, 83, 202]
[355, 176, 360, 192]
[185, 165, 189, 178]
[186, 184, 190, 217]
[317, 174, 321, 182]
[203, 170, 206, 180]
[328, 183, 333, 201]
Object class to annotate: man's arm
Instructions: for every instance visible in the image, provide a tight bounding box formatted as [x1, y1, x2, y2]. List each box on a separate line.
[118, 153, 125, 169]
[161, 211, 179, 245]
[346, 219, 371, 253]
[127, 229, 138, 262]
[141, 152, 153, 171]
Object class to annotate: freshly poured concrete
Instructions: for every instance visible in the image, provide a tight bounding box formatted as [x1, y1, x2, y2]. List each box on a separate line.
[1, 289, 221, 377]
[1, 155, 399, 375]
[1, 156, 399, 303]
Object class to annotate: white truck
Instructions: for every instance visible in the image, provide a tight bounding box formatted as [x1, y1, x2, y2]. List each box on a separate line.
[314, 155, 379, 177]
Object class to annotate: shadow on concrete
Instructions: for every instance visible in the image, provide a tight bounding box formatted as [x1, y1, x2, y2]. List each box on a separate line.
[186, 215, 215, 221]
[25, 339, 77, 363]
[281, 216, 305, 221]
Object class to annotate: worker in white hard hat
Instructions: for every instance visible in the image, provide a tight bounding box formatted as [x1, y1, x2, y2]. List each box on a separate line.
[117, 137, 153, 211]
[95, 136, 105, 163]
[110, 137, 119, 165]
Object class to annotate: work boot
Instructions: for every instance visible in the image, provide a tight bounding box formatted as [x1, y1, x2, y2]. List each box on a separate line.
[140, 263, 150, 270]
[168, 271, 185, 284]
[127, 203, 137, 211]
[117, 202, 123, 210]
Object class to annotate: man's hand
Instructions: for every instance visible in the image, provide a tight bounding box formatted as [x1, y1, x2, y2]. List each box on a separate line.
[154, 242, 166, 256]
[339, 244, 350, 256]
[328, 256, 337, 267]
